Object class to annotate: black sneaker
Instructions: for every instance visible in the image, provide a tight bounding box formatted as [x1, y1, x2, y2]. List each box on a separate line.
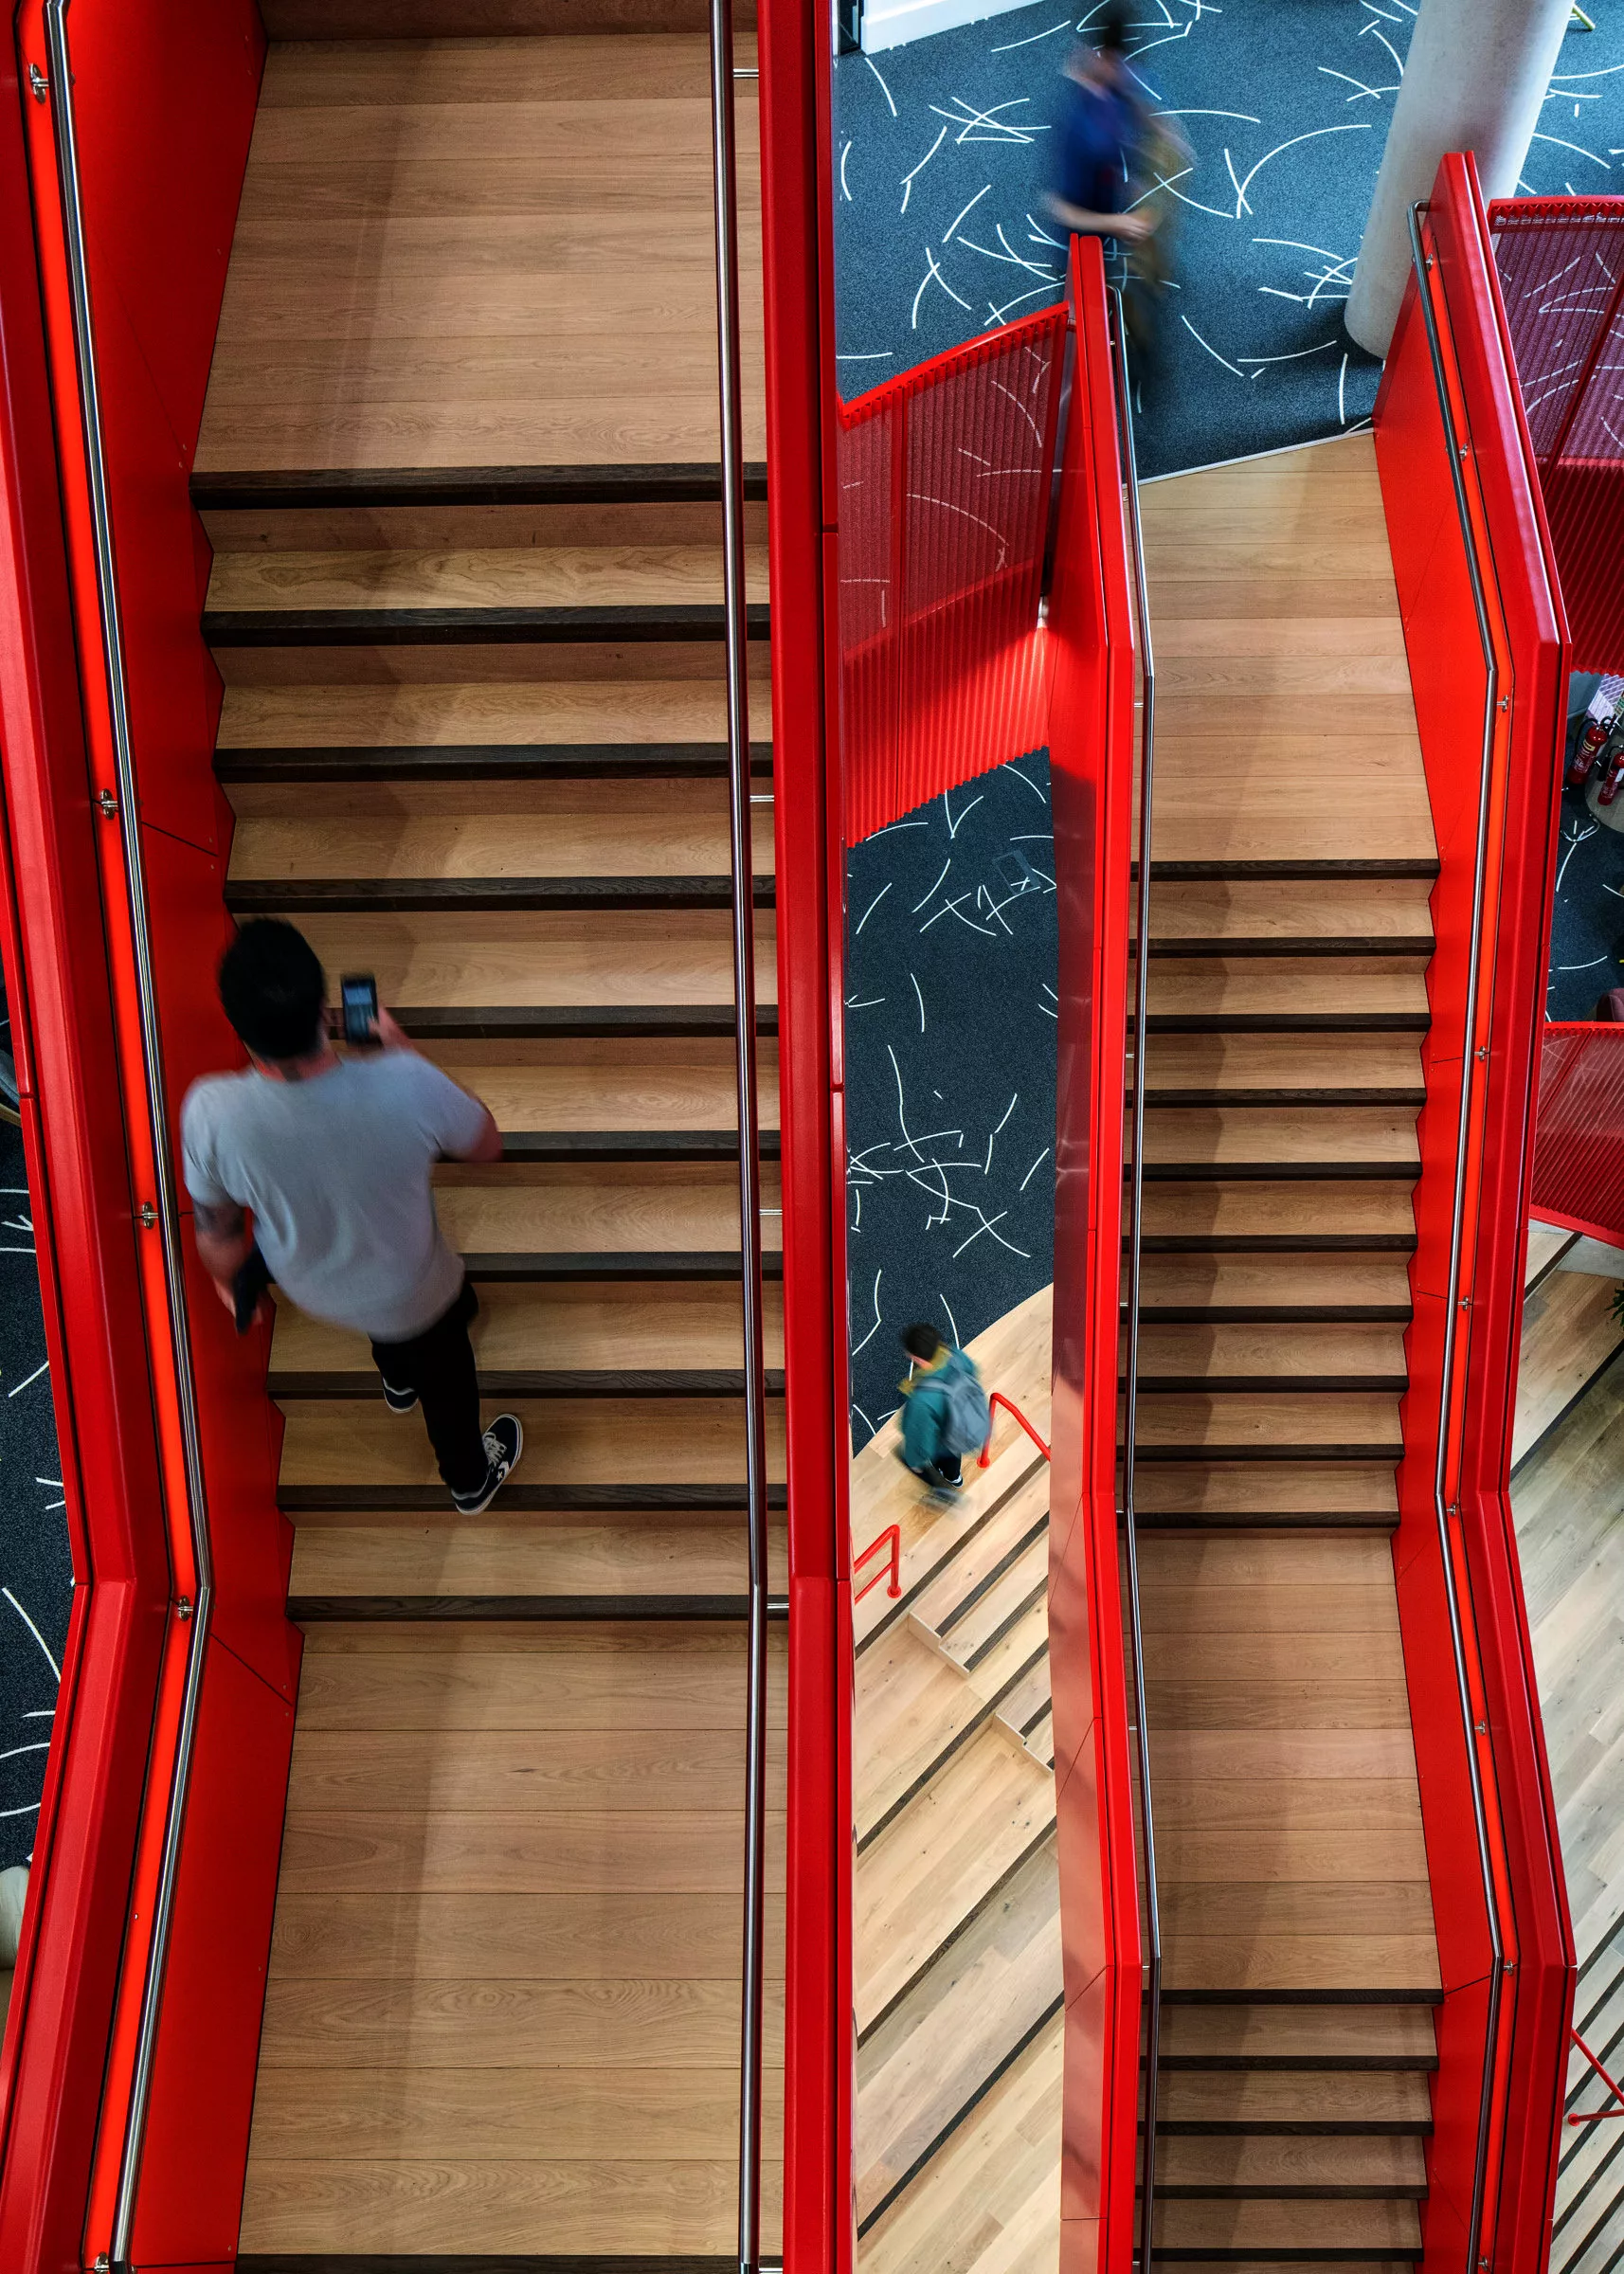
[451, 1414, 523, 1515]
[381, 1379, 418, 1416]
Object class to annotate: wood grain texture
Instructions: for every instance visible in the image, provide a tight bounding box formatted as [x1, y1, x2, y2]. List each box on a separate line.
[217, 673, 768, 748]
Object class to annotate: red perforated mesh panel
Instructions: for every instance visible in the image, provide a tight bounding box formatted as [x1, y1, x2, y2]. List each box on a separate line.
[836, 304, 1067, 841]
[1531, 1022, 1624, 1246]
[1489, 200, 1624, 673]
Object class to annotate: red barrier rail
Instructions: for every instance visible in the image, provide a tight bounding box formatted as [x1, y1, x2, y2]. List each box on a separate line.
[1568, 2029, 1624, 2122]
[837, 303, 1067, 841]
[977, 1390, 1051, 1468]
[853, 1525, 901, 1604]
[1488, 200, 1624, 673]
[1530, 1021, 1624, 1247]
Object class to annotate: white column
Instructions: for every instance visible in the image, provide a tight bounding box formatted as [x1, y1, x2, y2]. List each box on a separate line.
[1345, 0, 1573, 356]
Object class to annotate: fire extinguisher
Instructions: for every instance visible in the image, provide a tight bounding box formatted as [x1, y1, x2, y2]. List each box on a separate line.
[1568, 709, 1614, 788]
[1595, 721, 1624, 805]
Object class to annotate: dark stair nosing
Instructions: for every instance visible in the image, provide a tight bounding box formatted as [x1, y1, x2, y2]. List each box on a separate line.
[288, 1593, 788, 1622]
[1157, 2119, 1433, 2139]
[962, 1575, 1049, 1672]
[1128, 1306, 1413, 1325]
[1134, 1443, 1406, 1464]
[1136, 1510, 1398, 1531]
[1139, 857, 1439, 882]
[1155, 2185, 1427, 2203]
[398, 1005, 780, 1040]
[1149, 2247, 1422, 2264]
[854, 1451, 1052, 1659]
[1137, 1164, 1417, 1183]
[237, 2259, 743, 2274]
[856, 1639, 1049, 1857]
[215, 741, 774, 782]
[278, 1484, 788, 1514]
[1159, 2056, 1437, 2077]
[497, 1131, 782, 1165]
[1137, 1016, 1430, 1037]
[1130, 1373, 1409, 1395]
[191, 461, 769, 510]
[1137, 1235, 1417, 1254]
[204, 603, 771, 648]
[856, 1822, 1057, 2050]
[226, 875, 775, 914]
[1161, 1988, 1443, 2007]
[934, 1512, 1050, 1641]
[460, 1251, 784, 1283]
[1138, 1089, 1427, 1109]
[857, 1991, 1067, 2239]
[270, 1367, 786, 1399]
[1137, 936, 1435, 959]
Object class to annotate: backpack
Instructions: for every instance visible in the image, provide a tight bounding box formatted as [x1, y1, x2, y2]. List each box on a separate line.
[935, 1352, 991, 1459]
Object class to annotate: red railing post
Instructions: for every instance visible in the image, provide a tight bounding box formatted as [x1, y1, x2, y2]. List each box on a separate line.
[1568, 2028, 1624, 2122]
[853, 1525, 901, 1603]
[978, 1389, 1052, 1468]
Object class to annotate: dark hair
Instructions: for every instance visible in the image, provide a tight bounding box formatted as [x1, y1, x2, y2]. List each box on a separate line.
[218, 918, 327, 1060]
[901, 1323, 945, 1363]
[1092, 1, 1131, 54]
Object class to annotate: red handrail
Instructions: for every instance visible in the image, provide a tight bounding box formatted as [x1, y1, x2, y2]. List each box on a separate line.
[854, 1525, 901, 1604]
[978, 1390, 1052, 1469]
[1568, 2028, 1624, 2122]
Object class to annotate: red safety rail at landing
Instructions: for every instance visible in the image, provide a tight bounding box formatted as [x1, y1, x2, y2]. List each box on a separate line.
[1531, 1021, 1624, 1248]
[837, 303, 1066, 840]
[1488, 200, 1624, 674]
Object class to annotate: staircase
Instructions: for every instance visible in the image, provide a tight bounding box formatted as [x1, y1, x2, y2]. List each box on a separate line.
[1132, 436, 1442, 2262]
[191, 16, 784, 2258]
[852, 1289, 1064, 2273]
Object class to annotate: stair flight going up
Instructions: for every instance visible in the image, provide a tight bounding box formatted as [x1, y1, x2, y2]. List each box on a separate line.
[192, 12, 784, 2257]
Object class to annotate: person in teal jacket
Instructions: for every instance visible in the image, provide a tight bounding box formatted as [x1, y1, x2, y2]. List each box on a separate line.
[897, 1322, 990, 1491]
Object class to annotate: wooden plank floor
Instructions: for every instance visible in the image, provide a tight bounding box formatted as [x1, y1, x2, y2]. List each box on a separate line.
[241, 1621, 785, 2254]
[194, 35, 765, 473]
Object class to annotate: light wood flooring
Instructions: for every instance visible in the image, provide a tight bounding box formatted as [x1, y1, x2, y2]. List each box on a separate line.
[1511, 1224, 1624, 2273]
[198, 10, 783, 2257]
[193, 35, 765, 473]
[1135, 439, 1440, 2264]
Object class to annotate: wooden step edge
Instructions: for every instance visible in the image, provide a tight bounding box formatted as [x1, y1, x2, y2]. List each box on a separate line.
[287, 1592, 790, 1621]
[1139, 859, 1440, 883]
[1136, 1090, 1427, 1110]
[462, 1251, 784, 1283]
[1157, 2121, 1434, 2139]
[857, 1820, 1057, 2048]
[1138, 1165, 1417, 1184]
[962, 1574, 1049, 1674]
[854, 1452, 1051, 1659]
[1130, 1374, 1409, 1396]
[1135, 1512, 1399, 1533]
[497, 1131, 783, 1165]
[1510, 1335, 1624, 1484]
[399, 1006, 781, 1040]
[236, 2258, 750, 2274]
[857, 1993, 1067, 2240]
[930, 1511, 1050, 1642]
[1128, 1308, 1414, 1326]
[856, 1639, 1049, 1856]
[277, 1484, 788, 1514]
[203, 604, 772, 648]
[215, 742, 775, 783]
[225, 875, 776, 913]
[1134, 1445, 1406, 1464]
[190, 461, 771, 511]
[1155, 2189, 1428, 2204]
[1159, 2058, 1438, 2077]
[1149, 2252, 1422, 2266]
[270, 1367, 787, 1400]
[1135, 939, 1435, 960]
[1137, 1018, 1430, 1038]
[1128, 1246, 1418, 1264]
[1161, 1991, 1443, 2009]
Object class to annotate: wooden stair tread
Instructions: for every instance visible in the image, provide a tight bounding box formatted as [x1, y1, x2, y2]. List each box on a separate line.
[1132, 1463, 1399, 1523]
[277, 1396, 786, 1490]
[1511, 1262, 1624, 1469]
[1139, 1182, 1417, 1246]
[1156, 2132, 1426, 2192]
[1140, 1109, 1420, 1174]
[435, 1164, 783, 1256]
[1140, 876, 1434, 953]
[287, 1519, 789, 1597]
[1132, 1320, 1408, 1387]
[855, 1626, 999, 1843]
[270, 1280, 783, 1380]
[1160, 2071, 1433, 2126]
[855, 1726, 1056, 2033]
[409, 1035, 782, 1136]
[1150, 2196, 1422, 2252]
[856, 1840, 1061, 2229]
[1135, 1034, 1424, 1103]
[206, 539, 770, 617]
[226, 776, 774, 881]
[216, 676, 771, 753]
[1142, 958, 1428, 1029]
[1133, 1254, 1412, 1319]
[928, 1527, 1049, 1662]
[1133, 1392, 1403, 1455]
[1158, 2005, 1437, 2070]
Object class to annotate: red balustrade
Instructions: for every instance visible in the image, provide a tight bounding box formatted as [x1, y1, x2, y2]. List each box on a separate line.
[853, 1525, 901, 1604]
[1489, 200, 1624, 674]
[1531, 1021, 1624, 1248]
[1569, 2028, 1624, 2122]
[977, 1389, 1051, 1468]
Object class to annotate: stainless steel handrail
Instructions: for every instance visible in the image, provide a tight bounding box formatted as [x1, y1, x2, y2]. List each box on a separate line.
[706, 5, 771, 2271]
[1405, 197, 1508, 2273]
[1109, 285, 1162, 2273]
[39, 4, 215, 2262]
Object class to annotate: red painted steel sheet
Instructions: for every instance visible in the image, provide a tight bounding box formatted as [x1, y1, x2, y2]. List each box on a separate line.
[1375, 153, 1575, 2274]
[838, 306, 1066, 840]
[1531, 1023, 1624, 1246]
[1488, 199, 1624, 673]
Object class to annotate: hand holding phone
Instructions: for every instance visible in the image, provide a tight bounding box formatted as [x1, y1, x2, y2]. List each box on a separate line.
[340, 973, 380, 1049]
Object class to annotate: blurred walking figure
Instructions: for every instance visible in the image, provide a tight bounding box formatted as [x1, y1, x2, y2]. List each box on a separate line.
[1048, 2, 1185, 374]
[896, 1322, 991, 1493]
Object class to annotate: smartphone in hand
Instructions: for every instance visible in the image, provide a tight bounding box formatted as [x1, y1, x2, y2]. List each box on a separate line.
[340, 972, 380, 1049]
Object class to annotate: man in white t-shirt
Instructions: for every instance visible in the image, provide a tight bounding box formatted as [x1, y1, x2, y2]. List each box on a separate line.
[182, 918, 522, 1515]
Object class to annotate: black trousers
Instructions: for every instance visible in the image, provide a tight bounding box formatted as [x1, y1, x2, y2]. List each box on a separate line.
[370, 1277, 486, 1497]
